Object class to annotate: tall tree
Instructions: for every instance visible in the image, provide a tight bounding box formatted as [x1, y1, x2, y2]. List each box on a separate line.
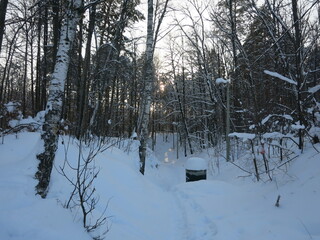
[0, 0, 8, 53]
[138, 0, 154, 175]
[138, 0, 170, 174]
[35, 0, 84, 198]
[291, 0, 304, 150]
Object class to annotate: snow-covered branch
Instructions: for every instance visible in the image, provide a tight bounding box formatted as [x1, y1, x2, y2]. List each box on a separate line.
[264, 70, 297, 86]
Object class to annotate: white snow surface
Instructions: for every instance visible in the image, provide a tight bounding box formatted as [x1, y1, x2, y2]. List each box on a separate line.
[229, 132, 256, 140]
[264, 70, 297, 85]
[185, 157, 207, 170]
[308, 84, 320, 93]
[215, 78, 229, 84]
[291, 123, 305, 130]
[4, 102, 20, 113]
[261, 114, 293, 125]
[263, 132, 284, 139]
[7, 111, 45, 128]
[1, 132, 320, 240]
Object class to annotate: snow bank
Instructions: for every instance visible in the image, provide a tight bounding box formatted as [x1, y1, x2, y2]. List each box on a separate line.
[48, 136, 180, 240]
[0, 133, 91, 240]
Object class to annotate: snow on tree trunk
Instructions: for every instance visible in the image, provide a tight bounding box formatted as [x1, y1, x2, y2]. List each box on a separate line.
[35, 0, 83, 198]
[139, 0, 154, 175]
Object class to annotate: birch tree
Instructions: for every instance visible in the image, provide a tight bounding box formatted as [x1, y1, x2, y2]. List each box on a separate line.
[138, 0, 154, 175]
[138, 0, 170, 174]
[35, 0, 83, 198]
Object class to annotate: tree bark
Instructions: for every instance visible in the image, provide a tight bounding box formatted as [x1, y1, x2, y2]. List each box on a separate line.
[292, 0, 304, 150]
[0, 0, 8, 53]
[226, 0, 237, 162]
[77, 4, 96, 138]
[35, 0, 83, 198]
[139, 0, 154, 175]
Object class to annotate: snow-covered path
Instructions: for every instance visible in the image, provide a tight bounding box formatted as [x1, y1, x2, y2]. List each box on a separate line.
[147, 139, 218, 240]
[172, 186, 218, 240]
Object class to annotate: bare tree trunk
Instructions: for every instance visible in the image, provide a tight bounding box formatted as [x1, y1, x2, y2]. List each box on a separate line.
[0, 33, 16, 102]
[292, 0, 304, 150]
[139, 0, 154, 175]
[77, 4, 96, 138]
[173, 73, 193, 155]
[226, 0, 237, 162]
[0, 0, 8, 53]
[35, 0, 83, 198]
[51, 0, 60, 63]
[23, 23, 29, 116]
[30, 34, 35, 114]
[35, 10, 42, 113]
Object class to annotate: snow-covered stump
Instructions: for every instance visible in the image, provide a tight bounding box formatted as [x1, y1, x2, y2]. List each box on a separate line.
[185, 157, 207, 182]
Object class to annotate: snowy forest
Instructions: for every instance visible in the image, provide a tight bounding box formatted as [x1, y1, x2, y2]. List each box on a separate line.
[0, 0, 320, 239]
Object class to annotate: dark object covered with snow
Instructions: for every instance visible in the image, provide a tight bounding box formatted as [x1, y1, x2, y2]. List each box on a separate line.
[185, 157, 207, 182]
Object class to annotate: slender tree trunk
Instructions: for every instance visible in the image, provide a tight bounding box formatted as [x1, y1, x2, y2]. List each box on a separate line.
[52, 0, 60, 63]
[139, 0, 154, 175]
[23, 25, 29, 116]
[226, 81, 231, 160]
[292, 0, 304, 150]
[41, 6, 49, 111]
[35, 0, 83, 198]
[30, 35, 35, 114]
[174, 77, 193, 155]
[226, 0, 237, 162]
[0, 0, 8, 53]
[78, 4, 96, 138]
[35, 10, 42, 113]
[0, 34, 15, 101]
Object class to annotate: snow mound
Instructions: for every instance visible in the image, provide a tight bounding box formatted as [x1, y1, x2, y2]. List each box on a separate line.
[0, 133, 91, 240]
[185, 157, 207, 170]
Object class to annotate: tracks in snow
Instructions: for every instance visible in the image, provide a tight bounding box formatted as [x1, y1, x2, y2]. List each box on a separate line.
[171, 186, 218, 240]
[153, 143, 217, 240]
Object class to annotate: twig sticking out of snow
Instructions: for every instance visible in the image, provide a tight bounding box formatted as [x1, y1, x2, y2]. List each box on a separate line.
[275, 195, 281, 207]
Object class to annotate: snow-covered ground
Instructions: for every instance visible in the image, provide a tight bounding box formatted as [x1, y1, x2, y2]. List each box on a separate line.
[0, 132, 319, 240]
